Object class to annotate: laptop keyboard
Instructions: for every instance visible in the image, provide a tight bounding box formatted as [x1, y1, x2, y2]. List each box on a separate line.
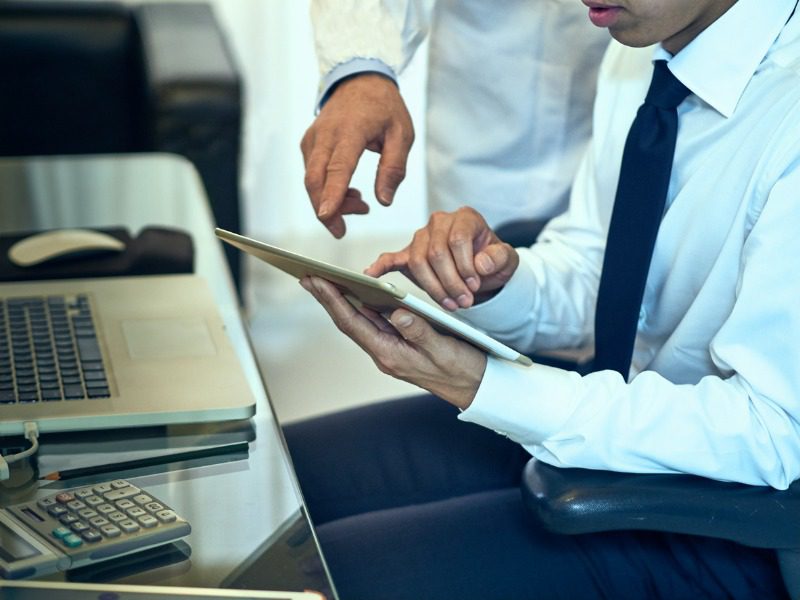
[0, 295, 111, 404]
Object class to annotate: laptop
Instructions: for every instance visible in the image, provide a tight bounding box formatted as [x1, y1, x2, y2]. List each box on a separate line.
[0, 275, 256, 435]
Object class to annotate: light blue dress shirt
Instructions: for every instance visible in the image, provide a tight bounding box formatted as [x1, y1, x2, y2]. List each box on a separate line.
[459, 0, 800, 490]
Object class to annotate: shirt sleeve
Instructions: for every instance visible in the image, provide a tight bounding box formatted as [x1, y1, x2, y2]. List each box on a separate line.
[460, 158, 800, 491]
[457, 138, 608, 355]
[310, 0, 434, 107]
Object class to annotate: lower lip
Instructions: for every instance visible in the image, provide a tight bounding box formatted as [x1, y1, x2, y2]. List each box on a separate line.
[588, 6, 623, 28]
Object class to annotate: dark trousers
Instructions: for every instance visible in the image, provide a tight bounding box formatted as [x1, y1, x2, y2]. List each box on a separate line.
[283, 395, 787, 600]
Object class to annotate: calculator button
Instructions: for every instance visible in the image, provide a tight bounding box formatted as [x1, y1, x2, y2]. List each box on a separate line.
[155, 509, 177, 523]
[144, 502, 164, 512]
[77, 508, 98, 520]
[96, 503, 116, 514]
[52, 526, 71, 539]
[108, 511, 128, 522]
[93, 483, 114, 494]
[47, 505, 68, 517]
[126, 507, 146, 518]
[75, 488, 94, 499]
[138, 515, 158, 528]
[81, 530, 102, 543]
[59, 514, 79, 525]
[37, 497, 57, 509]
[89, 516, 109, 527]
[55, 492, 75, 504]
[70, 521, 90, 533]
[133, 494, 153, 505]
[66, 500, 86, 511]
[110, 479, 129, 489]
[118, 519, 140, 533]
[115, 499, 136, 510]
[85, 495, 105, 507]
[104, 487, 140, 501]
[100, 524, 121, 538]
[62, 533, 83, 548]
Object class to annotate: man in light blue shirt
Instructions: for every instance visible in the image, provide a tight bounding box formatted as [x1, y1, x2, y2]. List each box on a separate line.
[292, 0, 800, 597]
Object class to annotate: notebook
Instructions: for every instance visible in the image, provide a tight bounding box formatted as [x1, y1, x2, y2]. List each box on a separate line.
[0, 275, 256, 436]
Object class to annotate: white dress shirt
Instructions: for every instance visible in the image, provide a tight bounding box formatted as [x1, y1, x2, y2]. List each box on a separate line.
[459, 0, 800, 490]
[310, 0, 610, 226]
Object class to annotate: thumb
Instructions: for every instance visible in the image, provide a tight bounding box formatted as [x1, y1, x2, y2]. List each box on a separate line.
[375, 126, 412, 206]
[475, 243, 518, 279]
[389, 309, 430, 345]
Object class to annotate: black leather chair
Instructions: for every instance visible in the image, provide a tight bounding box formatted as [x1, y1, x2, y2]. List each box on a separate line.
[0, 1, 244, 293]
[522, 460, 800, 597]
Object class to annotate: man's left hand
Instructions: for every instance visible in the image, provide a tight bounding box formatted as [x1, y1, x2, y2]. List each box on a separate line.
[300, 276, 487, 410]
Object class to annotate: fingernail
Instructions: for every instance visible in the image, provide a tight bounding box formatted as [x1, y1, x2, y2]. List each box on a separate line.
[378, 189, 394, 205]
[456, 294, 471, 308]
[395, 314, 413, 328]
[476, 254, 495, 273]
[466, 277, 479, 292]
[318, 202, 331, 218]
[442, 298, 458, 311]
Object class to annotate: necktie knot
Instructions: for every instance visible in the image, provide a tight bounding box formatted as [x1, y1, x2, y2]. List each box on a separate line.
[645, 60, 691, 109]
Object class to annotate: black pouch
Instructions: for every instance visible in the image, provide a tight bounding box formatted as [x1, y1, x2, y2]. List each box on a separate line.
[0, 227, 194, 282]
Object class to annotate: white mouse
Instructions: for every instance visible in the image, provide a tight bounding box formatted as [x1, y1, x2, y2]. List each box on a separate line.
[8, 229, 126, 267]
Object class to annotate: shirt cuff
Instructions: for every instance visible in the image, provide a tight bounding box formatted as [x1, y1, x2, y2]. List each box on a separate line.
[458, 355, 583, 445]
[316, 58, 398, 113]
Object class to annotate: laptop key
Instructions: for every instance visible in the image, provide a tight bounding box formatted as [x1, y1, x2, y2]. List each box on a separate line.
[63, 384, 85, 399]
[42, 389, 63, 401]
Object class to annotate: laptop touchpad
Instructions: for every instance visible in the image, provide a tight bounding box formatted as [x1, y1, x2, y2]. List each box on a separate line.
[122, 318, 217, 359]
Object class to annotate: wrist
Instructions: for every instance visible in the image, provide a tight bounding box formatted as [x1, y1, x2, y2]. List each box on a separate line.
[317, 58, 398, 111]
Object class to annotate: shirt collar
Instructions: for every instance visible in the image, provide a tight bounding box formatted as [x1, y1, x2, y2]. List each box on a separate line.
[654, 0, 798, 118]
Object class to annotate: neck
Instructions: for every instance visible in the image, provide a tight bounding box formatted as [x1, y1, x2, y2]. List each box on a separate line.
[662, 0, 737, 54]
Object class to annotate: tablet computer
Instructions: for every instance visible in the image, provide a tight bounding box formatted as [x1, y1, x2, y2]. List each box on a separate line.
[215, 229, 532, 367]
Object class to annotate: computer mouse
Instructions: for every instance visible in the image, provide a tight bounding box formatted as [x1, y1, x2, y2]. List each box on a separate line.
[7, 228, 126, 267]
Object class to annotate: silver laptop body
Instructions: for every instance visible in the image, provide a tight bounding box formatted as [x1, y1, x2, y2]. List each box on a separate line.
[0, 275, 255, 435]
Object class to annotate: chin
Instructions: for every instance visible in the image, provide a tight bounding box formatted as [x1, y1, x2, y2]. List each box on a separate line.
[609, 30, 658, 48]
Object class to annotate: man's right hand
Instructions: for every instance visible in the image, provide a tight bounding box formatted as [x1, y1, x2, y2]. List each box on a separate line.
[301, 73, 415, 238]
[365, 207, 520, 311]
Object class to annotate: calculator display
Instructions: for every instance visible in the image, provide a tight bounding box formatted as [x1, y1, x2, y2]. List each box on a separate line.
[0, 520, 40, 562]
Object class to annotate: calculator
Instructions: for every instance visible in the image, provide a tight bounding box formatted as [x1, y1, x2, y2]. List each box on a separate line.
[0, 479, 191, 579]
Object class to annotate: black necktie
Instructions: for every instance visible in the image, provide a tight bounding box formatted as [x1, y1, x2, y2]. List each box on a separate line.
[592, 60, 691, 377]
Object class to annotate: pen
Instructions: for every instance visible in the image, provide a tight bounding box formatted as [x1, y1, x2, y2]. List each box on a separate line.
[40, 441, 250, 481]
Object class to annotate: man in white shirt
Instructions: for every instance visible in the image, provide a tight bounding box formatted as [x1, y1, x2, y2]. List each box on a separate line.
[289, 0, 799, 597]
[302, 0, 609, 238]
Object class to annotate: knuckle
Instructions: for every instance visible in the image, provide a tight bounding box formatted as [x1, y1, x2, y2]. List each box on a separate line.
[303, 172, 322, 195]
[374, 354, 398, 375]
[406, 253, 426, 272]
[426, 245, 448, 264]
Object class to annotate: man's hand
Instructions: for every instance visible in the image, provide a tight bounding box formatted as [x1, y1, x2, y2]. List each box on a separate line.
[300, 276, 486, 410]
[365, 207, 520, 311]
[301, 74, 414, 238]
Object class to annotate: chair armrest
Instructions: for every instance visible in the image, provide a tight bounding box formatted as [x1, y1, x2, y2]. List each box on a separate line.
[521, 458, 800, 549]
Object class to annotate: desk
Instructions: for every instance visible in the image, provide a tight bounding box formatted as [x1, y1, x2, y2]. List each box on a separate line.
[0, 154, 337, 598]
